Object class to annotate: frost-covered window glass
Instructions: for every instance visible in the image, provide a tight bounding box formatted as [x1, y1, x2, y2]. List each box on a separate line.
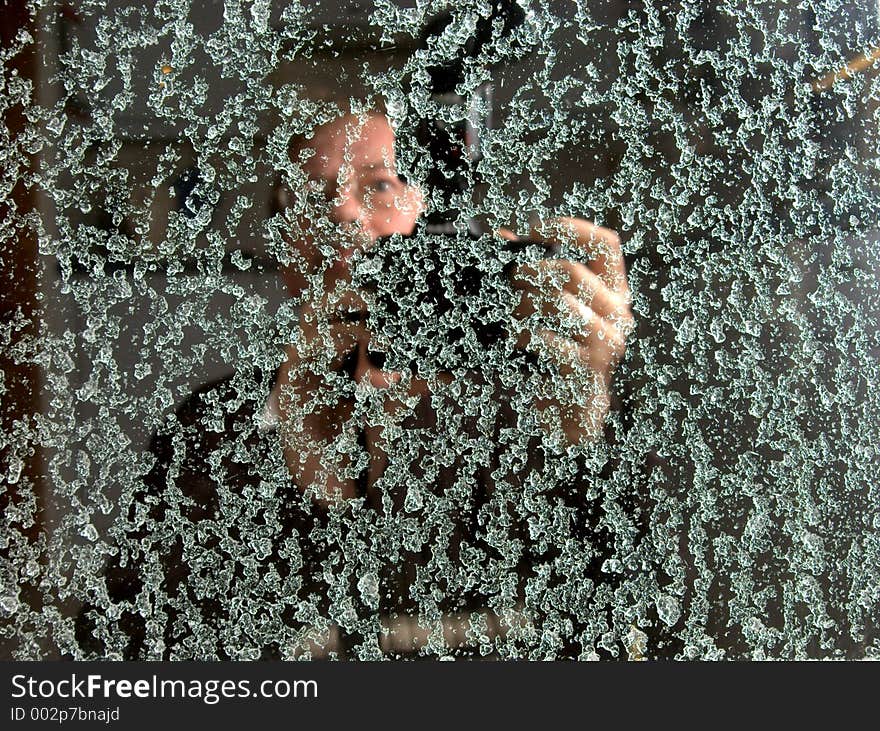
[2, 0, 879, 660]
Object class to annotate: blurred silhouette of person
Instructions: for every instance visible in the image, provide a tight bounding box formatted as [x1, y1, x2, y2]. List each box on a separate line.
[77, 106, 634, 660]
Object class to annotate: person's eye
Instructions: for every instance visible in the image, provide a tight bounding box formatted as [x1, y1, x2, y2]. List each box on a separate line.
[365, 177, 401, 198]
[365, 179, 392, 194]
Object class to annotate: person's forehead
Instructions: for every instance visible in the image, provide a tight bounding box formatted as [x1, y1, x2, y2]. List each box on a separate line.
[306, 114, 396, 175]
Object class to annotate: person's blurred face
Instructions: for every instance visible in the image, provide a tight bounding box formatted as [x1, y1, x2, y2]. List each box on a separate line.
[280, 113, 423, 297]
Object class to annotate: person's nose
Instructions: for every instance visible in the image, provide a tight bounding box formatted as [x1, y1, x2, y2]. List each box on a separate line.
[328, 184, 362, 225]
[328, 185, 377, 244]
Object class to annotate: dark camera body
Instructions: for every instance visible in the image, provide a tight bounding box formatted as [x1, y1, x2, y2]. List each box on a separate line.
[352, 229, 558, 375]
[347, 3, 546, 375]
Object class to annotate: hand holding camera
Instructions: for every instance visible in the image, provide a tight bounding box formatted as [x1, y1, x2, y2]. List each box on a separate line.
[353, 215, 633, 444]
[504, 217, 633, 443]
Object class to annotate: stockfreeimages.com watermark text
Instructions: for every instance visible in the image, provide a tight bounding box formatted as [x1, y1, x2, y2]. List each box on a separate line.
[11, 674, 317, 705]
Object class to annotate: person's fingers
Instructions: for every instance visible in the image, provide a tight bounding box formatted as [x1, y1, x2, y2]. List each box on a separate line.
[513, 259, 630, 320]
[515, 292, 629, 377]
[558, 292, 627, 355]
[532, 329, 619, 392]
[367, 369, 401, 388]
[529, 217, 627, 292]
[496, 227, 519, 242]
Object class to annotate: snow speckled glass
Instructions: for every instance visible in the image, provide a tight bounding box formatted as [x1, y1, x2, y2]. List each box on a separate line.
[1, 0, 879, 660]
